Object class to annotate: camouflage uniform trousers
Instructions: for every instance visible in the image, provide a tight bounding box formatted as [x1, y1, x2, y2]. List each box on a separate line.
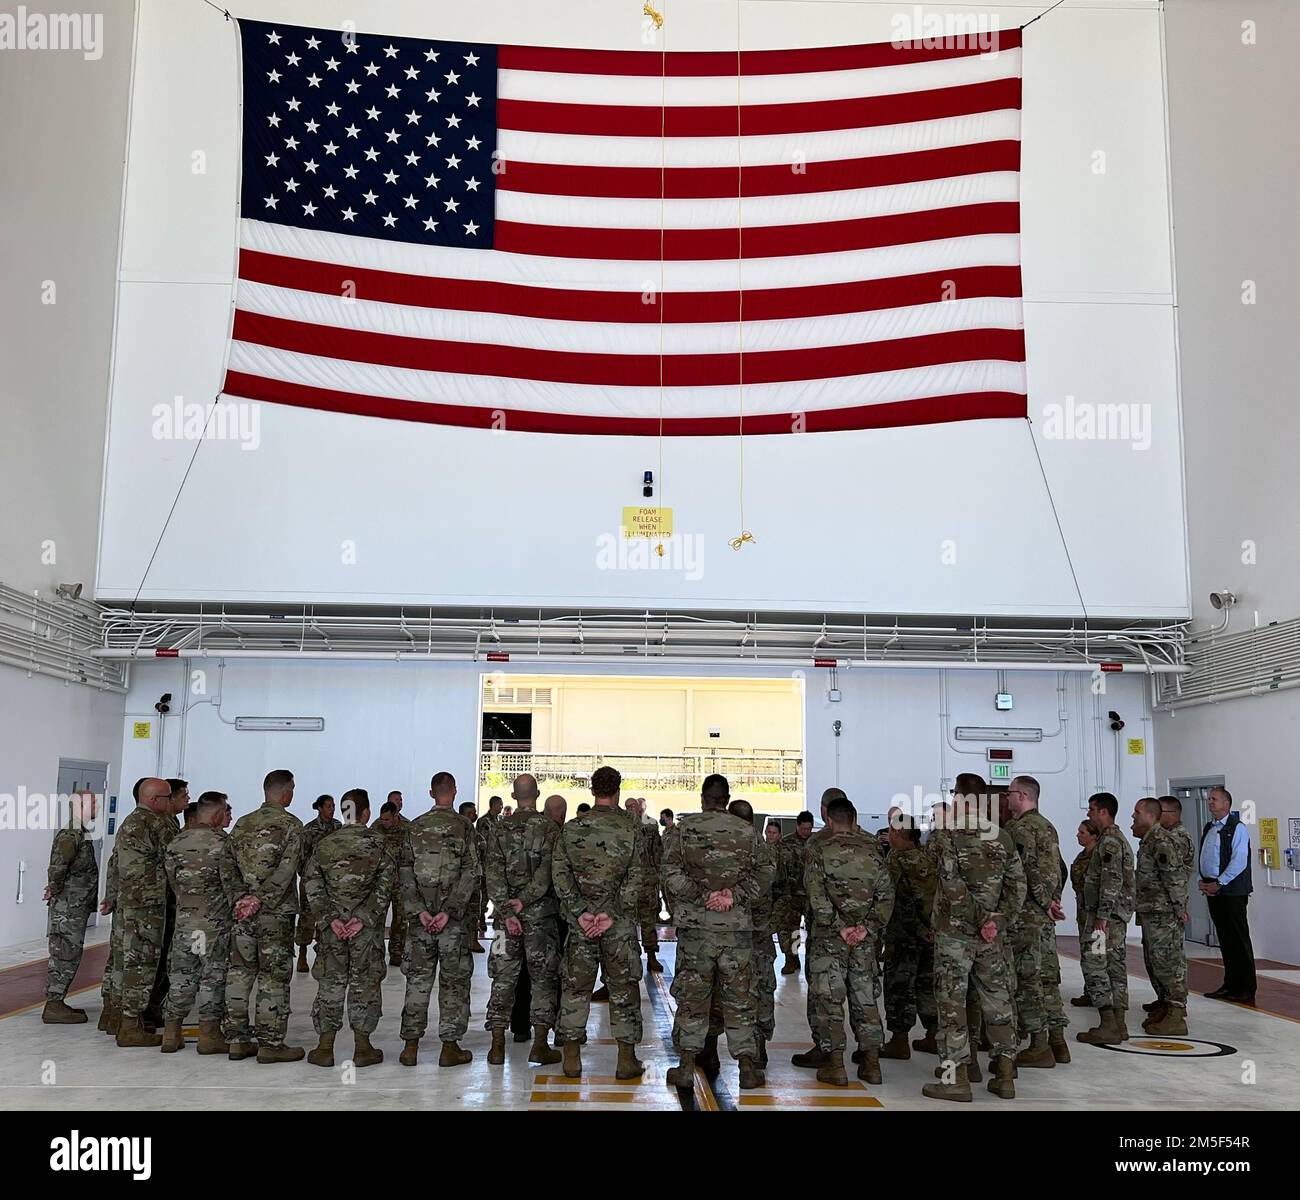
[485, 916, 560, 1031]
[808, 932, 884, 1054]
[1139, 914, 1187, 1006]
[101, 909, 125, 1006]
[752, 930, 777, 1040]
[637, 892, 660, 953]
[311, 925, 387, 1035]
[45, 903, 92, 1001]
[399, 918, 472, 1042]
[934, 931, 1016, 1068]
[882, 932, 937, 1035]
[1011, 918, 1066, 1035]
[226, 911, 296, 1046]
[777, 927, 800, 957]
[384, 881, 406, 962]
[1080, 917, 1130, 1013]
[671, 929, 756, 1059]
[295, 878, 318, 949]
[805, 921, 829, 1045]
[557, 927, 643, 1046]
[164, 918, 231, 1023]
[144, 891, 176, 1020]
[115, 902, 167, 1018]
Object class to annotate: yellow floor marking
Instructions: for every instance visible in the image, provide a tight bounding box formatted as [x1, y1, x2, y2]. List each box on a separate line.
[531, 1089, 674, 1105]
[746, 1077, 871, 1091]
[533, 1074, 655, 1086]
[739, 1093, 883, 1108]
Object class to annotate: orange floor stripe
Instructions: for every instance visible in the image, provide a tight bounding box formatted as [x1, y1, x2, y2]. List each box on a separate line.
[739, 1093, 883, 1108]
[531, 1090, 673, 1105]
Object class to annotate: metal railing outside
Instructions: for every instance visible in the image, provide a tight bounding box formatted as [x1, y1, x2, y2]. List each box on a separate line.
[479, 751, 804, 794]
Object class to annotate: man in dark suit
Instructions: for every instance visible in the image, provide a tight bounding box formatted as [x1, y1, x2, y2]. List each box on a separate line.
[1198, 787, 1256, 1004]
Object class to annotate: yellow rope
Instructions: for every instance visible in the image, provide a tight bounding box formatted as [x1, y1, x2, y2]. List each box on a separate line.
[731, 0, 752, 551]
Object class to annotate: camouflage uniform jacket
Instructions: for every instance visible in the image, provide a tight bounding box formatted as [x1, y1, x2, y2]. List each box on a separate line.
[886, 845, 936, 939]
[164, 827, 231, 926]
[401, 806, 480, 921]
[805, 829, 895, 943]
[114, 806, 179, 909]
[1166, 824, 1195, 886]
[931, 824, 1027, 939]
[1008, 809, 1063, 925]
[750, 836, 779, 934]
[485, 809, 559, 923]
[551, 805, 643, 928]
[1135, 825, 1186, 920]
[1069, 846, 1093, 904]
[304, 822, 395, 929]
[662, 810, 764, 932]
[301, 815, 342, 869]
[47, 823, 98, 913]
[637, 821, 663, 899]
[474, 813, 497, 871]
[220, 801, 303, 914]
[1082, 824, 1135, 923]
[103, 845, 119, 911]
[771, 832, 814, 929]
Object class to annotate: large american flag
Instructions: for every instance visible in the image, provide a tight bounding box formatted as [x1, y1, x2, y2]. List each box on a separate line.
[223, 18, 1025, 436]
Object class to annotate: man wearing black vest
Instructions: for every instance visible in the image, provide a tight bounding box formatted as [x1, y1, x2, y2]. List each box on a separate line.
[1197, 787, 1256, 1004]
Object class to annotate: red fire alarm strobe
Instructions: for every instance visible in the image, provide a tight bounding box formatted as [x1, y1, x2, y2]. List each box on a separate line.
[485, 652, 510, 662]
[813, 657, 837, 668]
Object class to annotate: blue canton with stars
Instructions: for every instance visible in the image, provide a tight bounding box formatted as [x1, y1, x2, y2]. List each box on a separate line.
[238, 19, 497, 247]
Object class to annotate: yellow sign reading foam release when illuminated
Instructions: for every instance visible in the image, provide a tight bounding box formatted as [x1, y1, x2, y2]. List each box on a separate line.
[621, 507, 673, 539]
[1127, 737, 1145, 756]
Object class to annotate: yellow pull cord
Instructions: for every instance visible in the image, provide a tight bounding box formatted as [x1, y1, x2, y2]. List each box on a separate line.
[729, 531, 755, 551]
[643, 3, 664, 29]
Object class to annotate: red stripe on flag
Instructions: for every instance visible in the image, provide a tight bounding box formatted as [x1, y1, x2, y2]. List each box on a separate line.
[498, 78, 1020, 137]
[498, 141, 1022, 199]
[496, 31, 1022, 78]
[223, 370, 1026, 435]
[238, 250, 1022, 323]
[493, 202, 1018, 260]
[232, 310, 1025, 386]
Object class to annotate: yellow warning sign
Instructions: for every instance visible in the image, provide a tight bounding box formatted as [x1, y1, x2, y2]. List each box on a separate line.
[621, 506, 673, 539]
[1126, 737, 1145, 756]
[1259, 817, 1280, 867]
[133, 721, 151, 740]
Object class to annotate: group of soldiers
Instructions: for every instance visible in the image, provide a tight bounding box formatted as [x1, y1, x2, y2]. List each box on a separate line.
[40, 764, 1193, 1102]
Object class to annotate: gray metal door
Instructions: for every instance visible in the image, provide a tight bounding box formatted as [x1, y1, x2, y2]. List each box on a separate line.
[1170, 775, 1225, 947]
[55, 758, 109, 927]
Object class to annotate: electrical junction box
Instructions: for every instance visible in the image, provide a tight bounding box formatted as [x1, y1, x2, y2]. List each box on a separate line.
[828, 689, 842, 702]
[995, 692, 1014, 711]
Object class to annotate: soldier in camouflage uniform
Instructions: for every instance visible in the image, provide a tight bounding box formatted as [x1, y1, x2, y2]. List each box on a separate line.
[804, 795, 895, 1086]
[484, 773, 563, 1066]
[472, 796, 503, 950]
[42, 790, 100, 1024]
[304, 788, 394, 1069]
[922, 781, 1026, 1103]
[139, 779, 189, 1029]
[626, 796, 664, 972]
[1005, 775, 1070, 1068]
[98, 842, 121, 1033]
[731, 799, 779, 1067]
[1068, 819, 1099, 1006]
[1144, 796, 1193, 1020]
[113, 778, 179, 1047]
[880, 816, 939, 1059]
[373, 796, 410, 966]
[399, 772, 479, 1067]
[296, 794, 341, 972]
[1077, 792, 1135, 1045]
[161, 792, 232, 1054]
[552, 766, 645, 1081]
[791, 790, 844, 1069]
[1132, 797, 1189, 1036]
[662, 775, 765, 1090]
[220, 769, 305, 1062]
[773, 811, 815, 974]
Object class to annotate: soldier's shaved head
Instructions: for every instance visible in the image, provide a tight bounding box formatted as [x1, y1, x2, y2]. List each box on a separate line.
[341, 788, 371, 823]
[728, 798, 754, 823]
[430, 772, 457, 804]
[701, 774, 730, 810]
[826, 796, 856, 828]
[194, 795, 225, 826]
[511, 773, 540, 806]
[137, 777, 172, 813]
[544, 794, 567, 824]
[263, 769, 295, 804]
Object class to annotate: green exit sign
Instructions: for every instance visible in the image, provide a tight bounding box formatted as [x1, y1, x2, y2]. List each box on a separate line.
[990, 762, 1011, 781]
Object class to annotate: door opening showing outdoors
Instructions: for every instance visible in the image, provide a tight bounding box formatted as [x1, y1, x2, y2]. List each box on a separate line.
[477, 674, 805, 822]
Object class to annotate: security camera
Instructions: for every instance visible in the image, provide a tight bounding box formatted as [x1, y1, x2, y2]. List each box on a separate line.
[1208, 590, 1237, 611]
[1108, 710, 1125, 732]
[155, 693, 172, 714]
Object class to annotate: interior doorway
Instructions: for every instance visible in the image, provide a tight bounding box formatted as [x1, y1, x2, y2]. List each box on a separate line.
[56, 757, 109, 927]
[1169, 774, 1225, 946]
[477, 673, 805, 820]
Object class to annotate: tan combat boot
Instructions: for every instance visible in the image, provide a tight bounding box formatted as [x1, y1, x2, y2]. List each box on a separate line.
[857, 1046, 882, 1085]
[197, 1021, 229, 1055]
[911, 1028, 939, 1054]
[816, 1052, 848, 1086]
[665, 1050, 695, 1089]
[1076, 1007, 1123, 1045]
[97, 1001, 114, 1032]
[1145, 1004, 1188, 1037]
[738, 1055, 765, 1090]
[1015, 1031, 1056, 1068]
[399, 1038, 420, 1067]
[879, 1030, 911, 1060]
[528, 1025, 562, 1065]
[487, 1028, 507, 1065]
[257, 1042, 306, 1063]
[42, 999, 88, 1025]
[922, 1062, 972, 1103]
[561, 1040, 582, 1079]
[307, 1030, 336, 1067]
[352, 1031, 384, 1068]
[439, 1041, 472, 1067]
[987, 1054, 1016, 1099]
[116, 1016, 163, 1048]
[296, 946, 309, 973]
[791, 1044, 829, 1069]
[615, 1040, 645, 1080]
[1048, 1028, 1071, 1063]
[160, 1020, 185, 1053]
[105, 1003, 122, 1036]
[227, 1040, 258, 1061]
